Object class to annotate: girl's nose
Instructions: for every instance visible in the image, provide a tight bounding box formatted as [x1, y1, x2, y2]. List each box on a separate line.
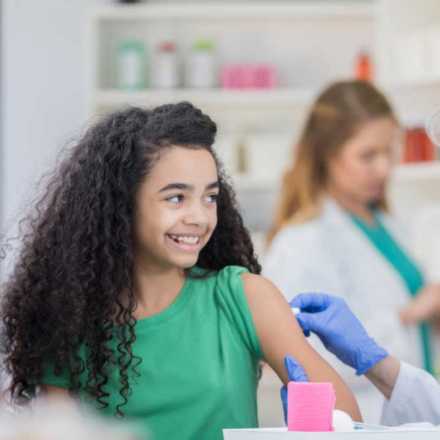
[183, 203, 209, 226]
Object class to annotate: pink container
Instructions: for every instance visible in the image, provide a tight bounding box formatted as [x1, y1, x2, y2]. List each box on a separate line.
[241, 65, 255, 88]
[253, 64, 277, 88]
[220, 64, 277, 89]
[221, 65, 240, 88]
[287, 382, 336, 432]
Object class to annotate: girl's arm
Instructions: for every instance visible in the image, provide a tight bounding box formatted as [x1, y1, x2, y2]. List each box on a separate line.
[242, 273, 362, 421]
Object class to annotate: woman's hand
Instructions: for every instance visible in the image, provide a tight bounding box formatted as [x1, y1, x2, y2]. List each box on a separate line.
[280, 355, 309, 424]
[400, 284, 440, 325]
[290, 293, 388, 375]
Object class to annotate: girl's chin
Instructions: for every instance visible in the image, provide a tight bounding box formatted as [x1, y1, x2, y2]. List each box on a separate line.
[171, 256, 199, 271]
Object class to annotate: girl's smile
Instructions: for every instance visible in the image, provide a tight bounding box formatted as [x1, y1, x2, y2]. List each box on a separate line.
[166, 233, 205, 253]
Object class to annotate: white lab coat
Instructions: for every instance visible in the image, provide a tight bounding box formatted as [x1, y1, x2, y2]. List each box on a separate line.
[263, 197, 424, 422]
[381, 362, 440, 426]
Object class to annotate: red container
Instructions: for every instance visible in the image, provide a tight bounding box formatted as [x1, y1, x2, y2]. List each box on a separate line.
[402, 127, 436, 163]
[355, 50, 373, 82]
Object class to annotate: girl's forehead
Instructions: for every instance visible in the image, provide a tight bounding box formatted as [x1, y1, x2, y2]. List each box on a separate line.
[146, 146, 218, 188]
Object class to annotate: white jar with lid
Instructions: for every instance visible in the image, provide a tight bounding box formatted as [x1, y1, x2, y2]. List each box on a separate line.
[185, 39, 216, 89]
[152, 41, 179, 89]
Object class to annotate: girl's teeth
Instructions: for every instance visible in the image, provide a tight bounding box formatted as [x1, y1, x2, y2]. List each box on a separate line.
[170, 235, 199, 244]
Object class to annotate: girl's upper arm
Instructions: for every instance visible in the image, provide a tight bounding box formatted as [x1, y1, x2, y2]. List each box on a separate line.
[242, 273, 362, 422]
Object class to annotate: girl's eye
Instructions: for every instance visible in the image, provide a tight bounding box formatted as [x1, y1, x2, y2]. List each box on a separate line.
[167, 194, 184, 204]
[206, 194, 219, 204]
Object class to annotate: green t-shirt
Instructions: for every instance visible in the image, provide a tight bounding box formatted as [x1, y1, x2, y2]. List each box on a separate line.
[350, 212, 433, 374]
[42, 266, 263, 439]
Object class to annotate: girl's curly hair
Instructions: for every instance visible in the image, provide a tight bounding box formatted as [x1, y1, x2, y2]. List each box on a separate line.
[1, 102, 260, 415]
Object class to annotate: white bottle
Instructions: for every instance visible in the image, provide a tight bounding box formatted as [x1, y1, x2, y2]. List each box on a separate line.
[152, 41, 179, 89]
[186, 39, 216, 88]
[117, 39, 145, 90]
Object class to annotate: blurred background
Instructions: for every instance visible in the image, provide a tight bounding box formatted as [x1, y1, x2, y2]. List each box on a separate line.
[1, 0, 440, 428]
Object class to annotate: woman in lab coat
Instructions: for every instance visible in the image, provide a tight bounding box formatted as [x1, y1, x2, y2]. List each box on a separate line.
[263, 80, 438, 422]
[288, 292, 440, 426]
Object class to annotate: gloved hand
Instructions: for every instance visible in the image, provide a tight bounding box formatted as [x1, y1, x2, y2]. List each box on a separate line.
[280, 355, 308, 424]
[290, 293, 388, 375]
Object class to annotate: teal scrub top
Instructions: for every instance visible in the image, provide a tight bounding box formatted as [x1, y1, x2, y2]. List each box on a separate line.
[350, 212, 433, 374]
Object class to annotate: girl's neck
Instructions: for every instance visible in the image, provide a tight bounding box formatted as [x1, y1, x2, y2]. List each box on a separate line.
[132, 259, 186, 319]
[327, 187, 375, 225]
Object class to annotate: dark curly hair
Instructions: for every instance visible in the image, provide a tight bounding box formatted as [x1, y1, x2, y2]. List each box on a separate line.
[1, 102, 261, 415]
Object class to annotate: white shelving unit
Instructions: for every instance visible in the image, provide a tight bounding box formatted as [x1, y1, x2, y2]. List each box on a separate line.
[89, 2, 374, 22]
[375, 0, 440, 128]
[93, 88, 315, 111]
[393, 162, 440, 182]
[87, 0, 440, 236]
[234, 162, 440, 192]
[232, 162, 440, 193]
[87, 1, 376, 186]
[87, 1, 375, 117]
[375, 0, 440, 86]
[389, 78, 440, 90]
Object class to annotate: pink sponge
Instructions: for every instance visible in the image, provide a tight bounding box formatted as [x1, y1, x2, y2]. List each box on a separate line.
[287, 382, 336, 432]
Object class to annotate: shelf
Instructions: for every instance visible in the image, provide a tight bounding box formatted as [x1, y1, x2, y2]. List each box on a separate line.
[385, 77, 440, 91]
[93, 88, 315, 110]
[90, 2, 374, 21]
[232, 175, 279, 192]
[392, 162, 440, 181]
[234, 163, 440, 192]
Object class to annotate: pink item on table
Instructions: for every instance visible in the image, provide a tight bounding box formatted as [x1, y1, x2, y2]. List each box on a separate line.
[287, 382, 336, 432]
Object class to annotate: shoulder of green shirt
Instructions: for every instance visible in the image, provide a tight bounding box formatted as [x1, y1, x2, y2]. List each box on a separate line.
[211, 265, 263, 360]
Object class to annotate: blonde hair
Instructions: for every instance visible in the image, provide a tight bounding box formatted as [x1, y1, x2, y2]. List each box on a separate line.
[267, 80, 396, 244]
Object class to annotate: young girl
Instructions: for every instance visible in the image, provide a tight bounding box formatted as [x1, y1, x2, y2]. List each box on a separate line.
[1, 102, 360, 439]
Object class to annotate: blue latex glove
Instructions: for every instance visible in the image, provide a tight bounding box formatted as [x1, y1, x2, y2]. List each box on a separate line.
[290, 293, 388, 375]
[280, 355, 308, 424]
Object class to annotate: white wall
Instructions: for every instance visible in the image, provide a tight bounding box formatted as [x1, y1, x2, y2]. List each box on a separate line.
[1, 0, 110, 236]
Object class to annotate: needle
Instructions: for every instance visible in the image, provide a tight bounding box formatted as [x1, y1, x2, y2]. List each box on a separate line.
[291, 307, 300, 316]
